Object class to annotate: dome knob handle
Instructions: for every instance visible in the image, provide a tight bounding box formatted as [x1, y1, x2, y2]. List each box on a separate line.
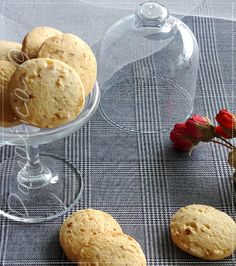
[135, 2, 169, 27]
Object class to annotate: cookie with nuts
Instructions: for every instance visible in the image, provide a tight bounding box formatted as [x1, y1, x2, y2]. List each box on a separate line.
[38, 33, 97, 96]
[0, 60, 21, 127]
[59, 209, 123, 262]
[22, 26, 62, 59]
[0, 40, 22, 63]
[9, 58, 85, 128]
[79, 232, 146, 266]
[170, 204, 236, 260]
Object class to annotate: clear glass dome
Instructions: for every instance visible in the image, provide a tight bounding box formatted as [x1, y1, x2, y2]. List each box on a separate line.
[99, 2, 199, 133]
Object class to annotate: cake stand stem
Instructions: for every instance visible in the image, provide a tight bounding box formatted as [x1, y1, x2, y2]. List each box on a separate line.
[17, 144, 52, 189]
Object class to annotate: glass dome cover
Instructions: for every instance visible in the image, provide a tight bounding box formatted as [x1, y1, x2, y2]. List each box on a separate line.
[99, 2, 199, 133]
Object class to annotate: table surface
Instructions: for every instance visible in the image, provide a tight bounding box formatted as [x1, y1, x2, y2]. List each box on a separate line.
[0, 2, 236, 265]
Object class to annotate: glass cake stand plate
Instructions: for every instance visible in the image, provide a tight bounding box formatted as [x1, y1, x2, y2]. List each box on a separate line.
[0, 82, 100, 223]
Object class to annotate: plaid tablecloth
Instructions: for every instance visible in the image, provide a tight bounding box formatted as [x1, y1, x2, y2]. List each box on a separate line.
[0, 1, 236, 265]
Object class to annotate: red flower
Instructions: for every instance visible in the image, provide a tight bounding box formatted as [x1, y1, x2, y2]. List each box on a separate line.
[215, 126, 232, 139]
[215, 109, 236, 139]
[216, 109, 236, 130]
[170, 122, 196, 151]
[185, 115, 214, 141]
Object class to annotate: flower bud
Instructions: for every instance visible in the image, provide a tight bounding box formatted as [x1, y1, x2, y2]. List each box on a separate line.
[216, 109, 236, 138]
[170, 122, 197, 152]
[215, 126, 232, 139]
[185, 115, 215, 142]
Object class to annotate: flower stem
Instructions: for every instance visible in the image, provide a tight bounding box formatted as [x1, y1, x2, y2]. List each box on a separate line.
[210, 140, 233, 149]
[217, 136, 235, 148]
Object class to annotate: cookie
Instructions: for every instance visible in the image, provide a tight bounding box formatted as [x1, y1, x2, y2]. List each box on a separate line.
[79, 232, 147, 265]
[170, 204, 236, 261]
[38, 33, 97, 96]
[60, 209, 123, 262]
[22, 26, 62, 59]
[0, 60, 20, 127]
[0, 40, 22, 63]
[9, 58, 85, 128]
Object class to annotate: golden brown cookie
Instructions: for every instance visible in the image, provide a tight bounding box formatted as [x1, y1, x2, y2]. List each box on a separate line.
[0, 60, 20, 127]
[38, 33, 97, 96]
[60, 209, 123, 262]
[79, 232, 147, 266]
[22, 26, 62, 59]
[9, 58, 85, 128]
[0, 40, 22, 63]
[170, 204, 236, 261]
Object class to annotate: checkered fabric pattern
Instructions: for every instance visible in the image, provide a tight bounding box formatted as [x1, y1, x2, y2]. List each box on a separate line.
[0, 1, 235, 265]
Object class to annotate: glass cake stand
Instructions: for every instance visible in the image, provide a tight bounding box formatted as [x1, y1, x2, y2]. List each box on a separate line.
[0, 82, 100, 223]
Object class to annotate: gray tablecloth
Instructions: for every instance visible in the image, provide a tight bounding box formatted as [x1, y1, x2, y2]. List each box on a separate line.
[0, 1, 236, 265]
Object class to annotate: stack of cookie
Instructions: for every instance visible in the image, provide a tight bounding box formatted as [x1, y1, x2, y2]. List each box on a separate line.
[0, 26, 97, 128]
[59, 209, 146, 265]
